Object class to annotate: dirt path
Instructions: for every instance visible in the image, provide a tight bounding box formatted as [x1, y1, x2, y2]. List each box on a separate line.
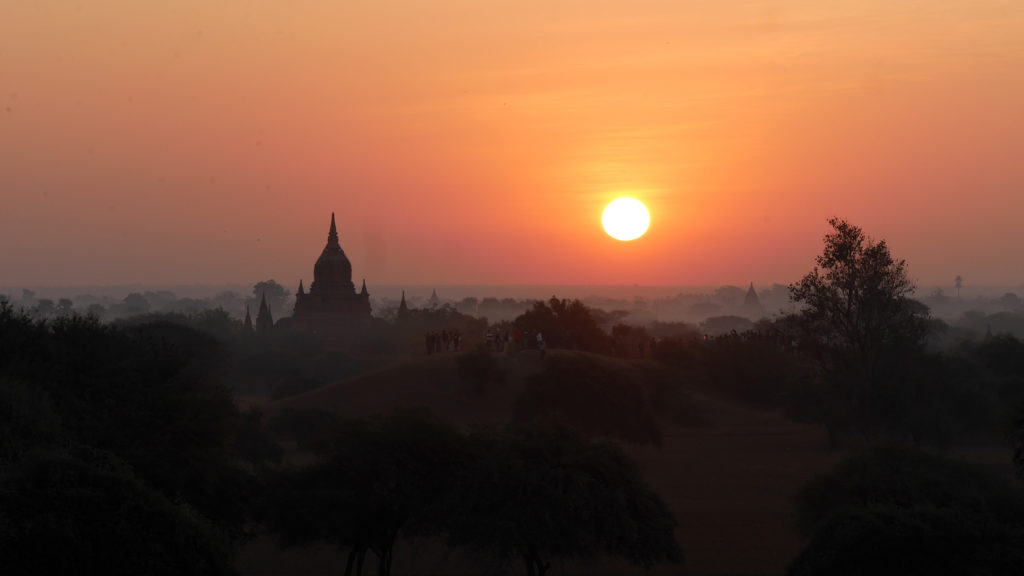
[625, 387, 845, 575]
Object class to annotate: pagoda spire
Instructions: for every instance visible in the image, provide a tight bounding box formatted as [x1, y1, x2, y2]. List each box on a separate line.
[327, 212, 339, 247]
[398, 290, 409, 316]
[243, 305, 253, 332]
[740, 281, 763, 319]
[297, 279, 305, 296]
[360, 278, 368, 295]
[256, 292, 274, 333]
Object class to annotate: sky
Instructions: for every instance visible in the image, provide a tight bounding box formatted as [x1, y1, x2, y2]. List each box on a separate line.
[2, 1, 1023, 289]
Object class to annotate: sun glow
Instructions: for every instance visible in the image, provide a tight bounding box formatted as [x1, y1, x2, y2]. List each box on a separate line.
[602, 197, 650, 241]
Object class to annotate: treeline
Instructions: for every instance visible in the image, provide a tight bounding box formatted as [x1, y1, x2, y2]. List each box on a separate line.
[0, 301, 254, 574]
[499, 221, 1024, 452]
[8, 280, 290, 323]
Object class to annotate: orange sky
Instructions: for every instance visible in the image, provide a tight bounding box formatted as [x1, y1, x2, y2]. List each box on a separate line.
[2, 1, 1023, 289]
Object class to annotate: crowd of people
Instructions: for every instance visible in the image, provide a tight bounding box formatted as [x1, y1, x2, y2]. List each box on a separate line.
[425, 329, 463, 354]
[483, 328, 546, 356]
[425, 326, 550, 356]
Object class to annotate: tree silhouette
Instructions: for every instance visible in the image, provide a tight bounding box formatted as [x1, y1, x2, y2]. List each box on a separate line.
[261, 412, 466, 576]
[55, 298, 74, 316]
[445, 425, 683, 576]
[0, 448, 235, 576]
[514, 297, 611, 353]
[789, 218, 929, 441]
[32, 298, 54, 319]
[0, 304, 251, 535]
[119, 292, 151, 317]
[252, 279, 289, 315]
[790, 446, 1024, 576]
[515, 354, 662, 445]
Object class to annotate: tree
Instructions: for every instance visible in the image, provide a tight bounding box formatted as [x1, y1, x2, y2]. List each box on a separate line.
[85, 302, 106, 320]
[0, 307, 252, 535]
[119, 292, 151, 317]
[32, 298, 54, 319]
[455, 296, 479, 316]
[0, 448, 235, 576]
[611, 323, 652, 358]
[790, 446, 1024, 576]
[514, 297, 611, 353]
[789, 218, 930, 440]
[515, 354, 662, 445]
[261, 412, 467, 576]
[252, 279, 289, 315]
[698, 315, 754, 336]
[55, 298, 74, 316]
[445, 425, 683, 576]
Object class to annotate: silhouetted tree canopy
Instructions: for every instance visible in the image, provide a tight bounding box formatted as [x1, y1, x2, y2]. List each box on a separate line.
[232, 408, 284, 468]
[790, 446, 1024, 576]
[699, 315, 754, 336]
[514, 297, 611, 353]
[702, 330, 811, 406]
[610, 323, 651, 358]
[252, 279, 290, 315]
[260, 413, 681, 576]
[789, 218, 930, 440]
[515, 353, 662, 445]
[445, 424, 683, 576]
[0, 302, 252, 536]
[119, 292, 151, 316]
[260, 412, 467, 576]
[790, 218, 928, 380]
[0, 448, 235, 576]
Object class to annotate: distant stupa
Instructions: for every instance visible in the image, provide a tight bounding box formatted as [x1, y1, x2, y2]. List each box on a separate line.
[398, 290, 410, 319]
[256, 293, 274, 334]
[739, 282, 764, 319]
[290, 213, 372, 333]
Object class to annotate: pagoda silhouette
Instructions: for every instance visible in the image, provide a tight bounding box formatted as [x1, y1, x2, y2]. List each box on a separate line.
[288, 213, 372, 334]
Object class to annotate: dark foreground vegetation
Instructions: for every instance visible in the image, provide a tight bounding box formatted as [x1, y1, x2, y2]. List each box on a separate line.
[0, 302, 681, 576]
[790, 446, 1024, 576]
[261, 414, 681, 576]
[4, 218, 1024, 575]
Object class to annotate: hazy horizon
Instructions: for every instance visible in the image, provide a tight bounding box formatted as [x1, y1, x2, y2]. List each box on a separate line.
[5, 281, 1022, 303]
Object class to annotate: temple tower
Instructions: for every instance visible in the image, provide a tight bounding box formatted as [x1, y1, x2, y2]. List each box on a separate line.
[291, 212, 372, 334]
[256, 293, 274, 334]
[739, 282, 764, 319]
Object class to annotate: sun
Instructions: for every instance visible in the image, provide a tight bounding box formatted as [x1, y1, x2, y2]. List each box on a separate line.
[602, 197, 650, 241]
